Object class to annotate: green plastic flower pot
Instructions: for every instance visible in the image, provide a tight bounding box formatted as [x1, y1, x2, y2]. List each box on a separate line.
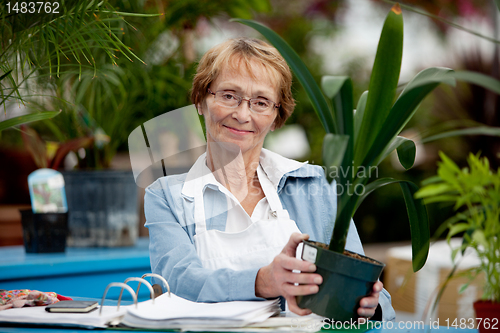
[296, 240, 385, 321]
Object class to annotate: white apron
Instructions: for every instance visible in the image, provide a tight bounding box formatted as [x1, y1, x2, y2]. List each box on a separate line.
[193, 165, 301, 271]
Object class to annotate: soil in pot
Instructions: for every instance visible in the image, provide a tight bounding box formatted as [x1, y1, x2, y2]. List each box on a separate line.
[297, 240, 385, 322]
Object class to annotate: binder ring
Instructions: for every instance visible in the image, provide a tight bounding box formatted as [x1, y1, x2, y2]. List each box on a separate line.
[100, 282, 137, 315]
[118, 277, 155, 305]
[140, 273, 171, 297]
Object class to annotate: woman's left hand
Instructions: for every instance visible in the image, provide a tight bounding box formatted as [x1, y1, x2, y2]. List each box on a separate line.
[357, 281, 382, 319]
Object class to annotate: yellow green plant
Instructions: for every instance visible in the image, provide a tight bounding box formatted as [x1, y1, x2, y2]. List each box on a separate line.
[416, 152, 500, 302]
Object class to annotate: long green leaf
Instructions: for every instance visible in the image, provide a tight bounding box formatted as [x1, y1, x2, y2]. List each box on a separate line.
[0, 69, 13, 82]
[351, 178, 429, 271]
[321, 76, 355, 252]
[0, 111, 60, 132]
[354, 4, 403, 167]
[421, 126, 500, 143]
[354, 177, 402, 212]
[452, 70, 500, 95]
[359, 67, 455, 172]
[400, 182, 429, 272]
[233, 18, 335, 134]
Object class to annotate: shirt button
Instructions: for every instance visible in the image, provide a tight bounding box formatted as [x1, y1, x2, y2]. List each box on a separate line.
[270, 211, 277, 218]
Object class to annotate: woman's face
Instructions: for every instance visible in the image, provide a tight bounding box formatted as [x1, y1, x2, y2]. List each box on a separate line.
[199, 60, 279, 157]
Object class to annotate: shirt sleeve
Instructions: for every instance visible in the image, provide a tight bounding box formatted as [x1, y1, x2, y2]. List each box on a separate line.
[144, 182, 262, 303]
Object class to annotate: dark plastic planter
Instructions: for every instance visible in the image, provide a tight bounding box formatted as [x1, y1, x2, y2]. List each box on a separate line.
[62, 170, 138, 247]
[20, 209, 68, 253]
[474, 300, 500, 333]
[297, 240, 385, 321]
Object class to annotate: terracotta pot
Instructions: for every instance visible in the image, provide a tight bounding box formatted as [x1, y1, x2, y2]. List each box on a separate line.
[296, 240, 385, 321]
[473, 300, 500, 333]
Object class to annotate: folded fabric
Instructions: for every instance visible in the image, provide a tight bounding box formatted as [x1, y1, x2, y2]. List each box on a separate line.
[0, 289, 72, 311]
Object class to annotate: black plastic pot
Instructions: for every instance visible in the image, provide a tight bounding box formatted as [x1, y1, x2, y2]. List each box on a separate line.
[20, 209, 68, 253]
[297, 240, 385, 321]
[62, 170, 138, 247]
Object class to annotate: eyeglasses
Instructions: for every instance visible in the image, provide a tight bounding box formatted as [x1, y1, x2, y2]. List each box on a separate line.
[207, 89, 279, 115]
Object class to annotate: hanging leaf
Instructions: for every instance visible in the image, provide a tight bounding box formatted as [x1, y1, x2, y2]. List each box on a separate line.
[422, 126, 500, 143]
[351, 178, 429, 271]
[400, 182, 430, 272]
[452, 71, 500, 95]
[0, 111, 60, 132]
[374, 136, 415, 168]
[396, 138, 416, 170]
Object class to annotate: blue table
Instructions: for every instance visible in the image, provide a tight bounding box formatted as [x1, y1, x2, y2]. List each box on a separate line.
[0, 238, 152, 300]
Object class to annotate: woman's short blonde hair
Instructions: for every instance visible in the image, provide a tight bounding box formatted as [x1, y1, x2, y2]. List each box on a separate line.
[191, 37, 295, 129]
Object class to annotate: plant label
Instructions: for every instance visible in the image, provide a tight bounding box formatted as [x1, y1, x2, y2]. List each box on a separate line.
[302, 244, 317, 263]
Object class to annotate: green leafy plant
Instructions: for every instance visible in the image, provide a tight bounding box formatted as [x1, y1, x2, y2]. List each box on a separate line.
[5, 0, 272, 169]
[416, 152, 500, 303]
[0, 1, 158, 132]
[235, 3, 500, 272]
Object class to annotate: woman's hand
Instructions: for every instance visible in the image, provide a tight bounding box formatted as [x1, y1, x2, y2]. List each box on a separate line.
[255, 233, 322, 315]
[357, 281, 383, 320]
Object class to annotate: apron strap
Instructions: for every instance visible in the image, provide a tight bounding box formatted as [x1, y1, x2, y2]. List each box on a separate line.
[257, 165, 289, 219]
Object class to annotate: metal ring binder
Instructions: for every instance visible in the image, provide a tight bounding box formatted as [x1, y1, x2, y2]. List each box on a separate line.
[100, 282, 137, 315]
[140, 273, 171, 297]
[117, 277, 155, 307]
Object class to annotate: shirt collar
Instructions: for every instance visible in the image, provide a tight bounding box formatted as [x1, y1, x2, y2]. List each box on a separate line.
[181, 148, 308, 199]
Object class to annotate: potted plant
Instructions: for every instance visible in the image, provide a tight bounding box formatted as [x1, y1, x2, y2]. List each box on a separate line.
[0, 0, 161, 247]
[234, 3, 500, 320]
[415, 152, 500, 332]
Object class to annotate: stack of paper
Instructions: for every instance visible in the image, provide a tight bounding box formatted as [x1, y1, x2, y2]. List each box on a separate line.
[120, 292, 281, 329]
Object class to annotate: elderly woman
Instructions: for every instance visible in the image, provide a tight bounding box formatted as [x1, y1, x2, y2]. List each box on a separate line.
[145, 37, 395, 321]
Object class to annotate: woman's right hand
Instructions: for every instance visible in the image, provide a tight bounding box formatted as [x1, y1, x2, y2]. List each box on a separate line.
[255, 233, 322, 315]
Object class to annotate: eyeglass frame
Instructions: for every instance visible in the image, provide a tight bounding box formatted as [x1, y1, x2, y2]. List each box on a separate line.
[207, 88, 280, 115]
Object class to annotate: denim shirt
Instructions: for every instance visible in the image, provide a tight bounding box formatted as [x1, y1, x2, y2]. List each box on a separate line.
[144, 149, 396, 321]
